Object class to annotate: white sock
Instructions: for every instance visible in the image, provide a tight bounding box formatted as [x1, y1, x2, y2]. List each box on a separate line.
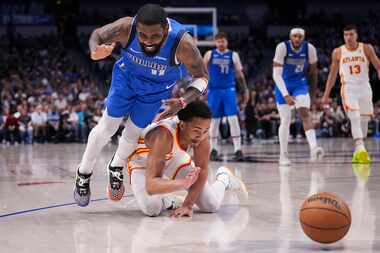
[355, 143, 366, 151]
[110, 153, 125, 167]
[305, 129, 317, 150]
[111, 118, 142, 167]
[361, 117, 370, 138]
[227, 115, 242, 152]
[210, 118, 221, 152]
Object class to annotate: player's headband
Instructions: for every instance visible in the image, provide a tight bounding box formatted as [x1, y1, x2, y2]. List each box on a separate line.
[290, 28, 305, 36]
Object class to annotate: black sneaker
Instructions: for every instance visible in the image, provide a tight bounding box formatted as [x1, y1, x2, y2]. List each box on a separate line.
[210, 149, 220, 161]
[74, 169, 92, 207]
[232, 150, 244, 161]
[107, 156, 125, 201]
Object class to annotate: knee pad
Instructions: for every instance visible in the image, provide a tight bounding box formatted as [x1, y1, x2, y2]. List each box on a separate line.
[91, 113, 121, 138]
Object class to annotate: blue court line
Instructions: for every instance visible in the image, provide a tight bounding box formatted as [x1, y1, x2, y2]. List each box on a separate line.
[0, 195, 132, 219]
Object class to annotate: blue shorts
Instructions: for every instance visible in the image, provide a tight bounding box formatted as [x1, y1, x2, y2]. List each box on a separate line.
[208, 87, 238, 118]
[106, 61, 173, 128]
[275, 79, 309, 105]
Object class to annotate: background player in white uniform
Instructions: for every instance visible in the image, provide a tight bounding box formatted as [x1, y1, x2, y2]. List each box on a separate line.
[203, 32, 249, 161]
[128, 101, 247, 217]
[322, 24, 380, 163]
[273, 28, 324, 166]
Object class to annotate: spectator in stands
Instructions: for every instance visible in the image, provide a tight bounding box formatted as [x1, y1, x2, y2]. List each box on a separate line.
[18, 107, 33, 144]
[4, 108, 20, 145]
[31, 104, 47, 143]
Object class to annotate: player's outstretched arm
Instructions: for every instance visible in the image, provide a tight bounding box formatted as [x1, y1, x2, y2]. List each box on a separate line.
[89, 17, 132, 61]
[171, 137, 210, 218]
[364, 44, 380, 79]
[145, 127, 198, 195]
[322, 48, 340, 104]
[156, 34, 209, 121]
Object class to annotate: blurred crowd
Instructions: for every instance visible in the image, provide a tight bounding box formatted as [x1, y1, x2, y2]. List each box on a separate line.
[0, 35, 105, 145]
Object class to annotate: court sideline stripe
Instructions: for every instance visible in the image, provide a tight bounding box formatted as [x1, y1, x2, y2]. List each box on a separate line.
[0, 194, 132, 219]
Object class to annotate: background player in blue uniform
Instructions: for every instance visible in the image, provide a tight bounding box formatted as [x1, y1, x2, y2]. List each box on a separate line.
[203, 32, 249, 161]
[272, 28, 324, 166]
[74, 4, 208, 207]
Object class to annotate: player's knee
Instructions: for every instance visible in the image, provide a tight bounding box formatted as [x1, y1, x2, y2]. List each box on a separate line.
[347, 110, 360, 121]
[121, 119, 143, 142]
[198, 197, 219, 213]
[298, 108, 310, 120]
[140, 201, 162, 217]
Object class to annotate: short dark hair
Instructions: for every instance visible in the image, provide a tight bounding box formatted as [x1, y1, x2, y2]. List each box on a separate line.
[136, 4, 168, 26]
[215, 32, 228, 40]
[178, 100, 212, 122]
[343, 24, 358, 32]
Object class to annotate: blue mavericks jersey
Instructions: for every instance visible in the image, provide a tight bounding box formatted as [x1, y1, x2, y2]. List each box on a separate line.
[121, 18, 186, 95]
[208, 49, 236, 89]
[283, 40, 309, 82]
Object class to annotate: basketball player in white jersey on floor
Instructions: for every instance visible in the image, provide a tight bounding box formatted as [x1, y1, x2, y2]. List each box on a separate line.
[273, 28, 324, 166]
[127, 100, 247, 217]
[322, 24, 380, 164]
[203, 32, 249, 161]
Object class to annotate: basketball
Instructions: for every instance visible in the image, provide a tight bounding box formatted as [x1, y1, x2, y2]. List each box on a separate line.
[299, 192, 351, 244]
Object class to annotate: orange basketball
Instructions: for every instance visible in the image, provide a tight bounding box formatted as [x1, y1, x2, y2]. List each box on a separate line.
[299, 192, 351, 244]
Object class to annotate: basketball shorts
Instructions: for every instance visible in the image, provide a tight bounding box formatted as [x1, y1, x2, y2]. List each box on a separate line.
[106, 60, 173, 128]
[341, 83, 373, 116]
[275, 79, 310, 108]
[208, 87, 238, 118]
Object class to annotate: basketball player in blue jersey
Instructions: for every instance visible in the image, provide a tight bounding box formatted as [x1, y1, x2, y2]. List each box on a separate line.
[74, 4, 208, 207]
[272, 28, 324, 166]
[203, 32, 249, 161]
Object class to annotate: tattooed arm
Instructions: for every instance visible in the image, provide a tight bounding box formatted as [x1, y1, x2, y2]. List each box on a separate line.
[156, 33, 208, 121]
[176, 33, 209, 103]
[89, 17, 133, 60]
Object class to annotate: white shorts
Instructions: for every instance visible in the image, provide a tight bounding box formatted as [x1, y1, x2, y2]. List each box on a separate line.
[295, 94, 311, 109]
[341, 83, 373, 116]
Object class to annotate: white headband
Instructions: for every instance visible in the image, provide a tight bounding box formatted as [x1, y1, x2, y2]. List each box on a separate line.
[290, 28, 305, 36]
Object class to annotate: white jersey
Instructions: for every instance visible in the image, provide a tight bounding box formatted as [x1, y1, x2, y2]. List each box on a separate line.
[127, 117, 194, 179]
[339, 43, 370, 86]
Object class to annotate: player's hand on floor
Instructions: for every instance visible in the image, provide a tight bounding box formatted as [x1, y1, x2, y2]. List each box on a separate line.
[155, 98, 184, 121]
[91, 43, 115, 60]
[284, 95, 296, 106]
[170, 205, 193, 218]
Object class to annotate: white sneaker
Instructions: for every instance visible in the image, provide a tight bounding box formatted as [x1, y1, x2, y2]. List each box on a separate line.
[279, 153, 291, 166]
[216, 166, 248, 200]
[162, 195, 184, 210]
[311, 146, 324, 161]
